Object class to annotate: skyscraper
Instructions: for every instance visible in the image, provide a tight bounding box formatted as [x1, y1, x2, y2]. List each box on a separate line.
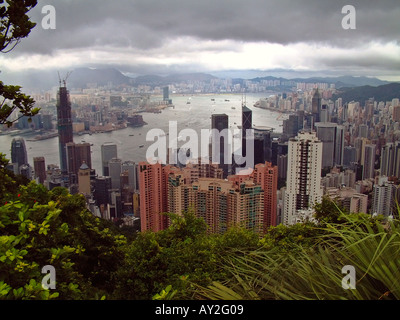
[253, 126, 273, 166]
[138, 162, 171, 232]
[372, 176, 396, 217]
[315, 122, 344, 168]
[11, 138, 28, 169]
[57, 84, 73, 173]
[242, 106, 252, 139]
[284, 131, 323, 225]
[252, 162, 278, 231]
[109, 158, 122, 190]
[101, 142, 117, 176]
[211, 114, 229, 177]
[94, 176, 112, 208]
[311, 88, 322, 128]
[66, 142, 92, 177]
[380, 142, 400, 179]
[121, 161, 138, 191]
[363, 144, 376, 180]
[33, 157, 46, 185]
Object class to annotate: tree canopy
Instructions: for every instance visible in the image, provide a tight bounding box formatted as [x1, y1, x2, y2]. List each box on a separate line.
[0, 0, 39, 126]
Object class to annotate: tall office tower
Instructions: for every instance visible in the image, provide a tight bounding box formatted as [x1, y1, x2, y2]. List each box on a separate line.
[282, 114, 299, 139]
[121, 161, 137, 191]
[284, 131, 323, 225]
[354, 137, 369, 164]
[358, 124, 368, 138]
[380, 141, 400, 178]
[109, 158, 122, 190]
[66, 142, 92, 176]
[335, 125, 345, 166]
[11, 138, 28, 170]
[57, 84, 73, 173]
[162, 86, 172, 104]
[315, 122, 344, 169]
[139, 162, 172, 232]
[372, 176, 396, 217]
[363, 144, 376, 179]
[78, 162, 91, 195]
[101, 142, 117, 176]
[163, 86, 169, 101]
[93, 176, 112, 208]
[277, 154, 288, 180]
[343, 146, 357, 167]
[33, 157, 46, 185]
[311, 88, 322, 129]
[319, 104, 329, 123]
[253, 126, 272, 166]
[241, 105, 252, 155]
[393, 105, 400, 122]
[42, 114, 53, 130]
[252, 162, 278, 231]
[211, 114, 230, 177]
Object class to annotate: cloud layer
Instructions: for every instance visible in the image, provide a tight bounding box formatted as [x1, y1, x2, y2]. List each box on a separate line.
[1, 0, 400, 80]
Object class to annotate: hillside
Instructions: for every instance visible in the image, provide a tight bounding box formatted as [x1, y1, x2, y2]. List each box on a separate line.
[333, 83, 400, 104]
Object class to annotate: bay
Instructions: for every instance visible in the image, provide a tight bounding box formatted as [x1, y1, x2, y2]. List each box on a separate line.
[0, 93, 283, 174]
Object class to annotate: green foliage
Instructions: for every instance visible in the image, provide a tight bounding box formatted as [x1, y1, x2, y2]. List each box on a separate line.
[1, 0, 39, 126]
[1, 152, 399, 300]
[0, 168, 127, 299]
[194, 213, 400, 300]
[0, 0, 37, 53]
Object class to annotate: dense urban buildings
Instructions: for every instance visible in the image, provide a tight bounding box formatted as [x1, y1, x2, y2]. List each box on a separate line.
[3, 75, 400, 234]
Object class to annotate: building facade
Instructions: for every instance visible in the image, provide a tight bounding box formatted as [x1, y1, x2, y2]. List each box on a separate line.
[284, 131, 323, 225]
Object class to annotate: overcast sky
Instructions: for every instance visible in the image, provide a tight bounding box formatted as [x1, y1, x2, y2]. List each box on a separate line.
[1, 0, 400, 80]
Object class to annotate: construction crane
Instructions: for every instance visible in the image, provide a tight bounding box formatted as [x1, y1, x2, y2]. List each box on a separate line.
[57, 71, 72, 87]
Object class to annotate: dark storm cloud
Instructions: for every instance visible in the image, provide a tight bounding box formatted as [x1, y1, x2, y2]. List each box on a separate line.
[12, 0, 400, 55]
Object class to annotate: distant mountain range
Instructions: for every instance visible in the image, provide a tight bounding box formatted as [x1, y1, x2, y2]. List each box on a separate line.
[3, 66, 397, 92]
[333, 83, 400, 104]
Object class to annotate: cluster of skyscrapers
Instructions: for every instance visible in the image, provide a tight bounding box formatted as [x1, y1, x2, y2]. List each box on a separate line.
[7, 83, 400, 235]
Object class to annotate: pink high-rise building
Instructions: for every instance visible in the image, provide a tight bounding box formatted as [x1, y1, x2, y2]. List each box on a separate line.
[138, 162, 173, 232]
[252, 162, 278, 231]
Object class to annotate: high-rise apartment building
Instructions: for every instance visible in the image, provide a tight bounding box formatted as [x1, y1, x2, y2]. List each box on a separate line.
[57, 84, 73, 173]
[140, 160, 274, 235]
[380, 141, 400, 179]
[167, 175, 264, 235]
[372, 176, 396, 217]
[251, 162, 278, 231]
[284, 131, 323, 225]
[138, 162, 172, 232]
